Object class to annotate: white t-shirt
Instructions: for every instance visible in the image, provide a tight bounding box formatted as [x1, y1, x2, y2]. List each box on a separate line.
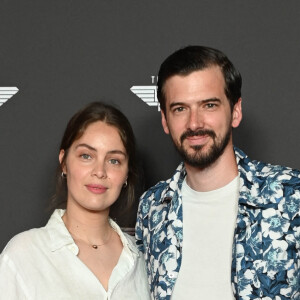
[0, 209, 150, 300]
[172, 176, 239, 300]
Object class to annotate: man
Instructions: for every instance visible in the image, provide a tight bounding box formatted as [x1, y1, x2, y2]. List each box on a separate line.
[136, 46, 300, 300]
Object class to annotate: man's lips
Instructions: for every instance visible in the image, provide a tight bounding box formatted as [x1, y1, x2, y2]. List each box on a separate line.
[185, 135, 210, 145]
[85, 184, 108, 194]
[186, 135, 209, 140]
[180, 129, 216, 145]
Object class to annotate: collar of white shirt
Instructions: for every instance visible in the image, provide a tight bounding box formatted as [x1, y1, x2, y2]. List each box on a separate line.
[47, 209, 139, 259]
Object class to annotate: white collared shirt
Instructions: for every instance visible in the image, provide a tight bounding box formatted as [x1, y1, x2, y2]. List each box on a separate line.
[0, 209, 150, 300]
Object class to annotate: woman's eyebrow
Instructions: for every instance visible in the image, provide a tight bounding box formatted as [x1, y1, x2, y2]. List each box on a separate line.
[75, 143, 97, 152]
[75, 144, 127, 157]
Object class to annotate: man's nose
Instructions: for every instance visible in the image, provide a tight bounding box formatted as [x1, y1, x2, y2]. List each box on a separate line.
[188, 109, 204, 131]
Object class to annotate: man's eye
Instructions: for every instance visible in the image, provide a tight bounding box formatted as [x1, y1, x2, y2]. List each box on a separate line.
[206, 103, 217, 108]
[109, 159, 120, 165]
[174, 107, 185, 112]
[81, 154, 92, 160]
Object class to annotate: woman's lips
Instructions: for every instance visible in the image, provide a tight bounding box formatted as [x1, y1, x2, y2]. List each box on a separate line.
[85, 184, 108, 194]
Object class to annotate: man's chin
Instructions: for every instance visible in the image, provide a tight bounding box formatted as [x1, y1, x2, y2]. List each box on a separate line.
[185, 143, 209, 154]
[183, 149, 208, 161]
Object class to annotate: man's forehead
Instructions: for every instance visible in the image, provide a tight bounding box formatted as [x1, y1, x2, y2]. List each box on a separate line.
[164, 67, 226, 96]
[168, 65, 223, 81]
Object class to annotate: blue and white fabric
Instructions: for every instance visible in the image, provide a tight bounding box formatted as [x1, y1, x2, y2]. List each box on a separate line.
[136, 147, 300, 300]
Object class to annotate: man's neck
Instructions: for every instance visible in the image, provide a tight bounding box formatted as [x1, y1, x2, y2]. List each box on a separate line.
[185, 146, 238, 192]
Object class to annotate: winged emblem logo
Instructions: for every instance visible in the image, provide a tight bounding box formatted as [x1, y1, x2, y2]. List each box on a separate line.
[0, 87, 19, 107]
[130, 85, 160, 111]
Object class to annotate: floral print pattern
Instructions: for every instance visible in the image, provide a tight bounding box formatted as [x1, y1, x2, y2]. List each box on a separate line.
[136, 148, 300, 300]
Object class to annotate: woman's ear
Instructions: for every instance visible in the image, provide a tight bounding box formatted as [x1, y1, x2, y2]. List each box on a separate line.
[59, 150, 66, 173]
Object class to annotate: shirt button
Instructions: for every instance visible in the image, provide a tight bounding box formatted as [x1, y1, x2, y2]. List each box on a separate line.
[169, 272, 176, 278]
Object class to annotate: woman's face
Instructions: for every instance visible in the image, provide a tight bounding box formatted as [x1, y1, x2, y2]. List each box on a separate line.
[59, 121, 128, 214]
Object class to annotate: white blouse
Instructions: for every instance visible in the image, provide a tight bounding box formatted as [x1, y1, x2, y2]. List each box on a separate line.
[0, 209, 150, 300]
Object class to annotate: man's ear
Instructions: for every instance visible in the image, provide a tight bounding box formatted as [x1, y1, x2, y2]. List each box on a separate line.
[232, 98, 242, 128]
[59, 150, 66, 173]
[161, 110, 170, 134]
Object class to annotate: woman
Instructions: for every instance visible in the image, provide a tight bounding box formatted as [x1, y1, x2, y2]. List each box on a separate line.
[0, 102, 150, 299]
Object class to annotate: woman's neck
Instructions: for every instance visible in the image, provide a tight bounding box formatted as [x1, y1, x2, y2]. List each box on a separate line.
[62, 203, 112, 246]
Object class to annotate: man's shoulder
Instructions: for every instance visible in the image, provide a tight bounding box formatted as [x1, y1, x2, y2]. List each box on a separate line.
[253, 160, 300, 187]
[236, 147, 300, 183]
[252, 158, 300, 176]
[140, 162, 186, 204]
[138, 181, 172, 218]
[140, 179, 170, 200]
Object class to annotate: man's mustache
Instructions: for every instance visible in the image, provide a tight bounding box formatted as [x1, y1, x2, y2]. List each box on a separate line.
[180, 129, 216, 143]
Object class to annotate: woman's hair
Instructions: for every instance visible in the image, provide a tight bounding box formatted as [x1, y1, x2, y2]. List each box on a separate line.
[51, 102, 138, 220]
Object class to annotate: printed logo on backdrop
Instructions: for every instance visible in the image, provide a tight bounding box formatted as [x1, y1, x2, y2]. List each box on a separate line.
[130, 76, 160, 111]
[0, 87, 19, 107]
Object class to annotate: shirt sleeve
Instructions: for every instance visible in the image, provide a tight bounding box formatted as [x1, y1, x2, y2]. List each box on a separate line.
[135, 194, 147, 254]
[0, 253, 29, 300]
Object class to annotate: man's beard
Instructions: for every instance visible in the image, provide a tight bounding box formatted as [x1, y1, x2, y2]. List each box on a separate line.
[173, 126, 231, 169]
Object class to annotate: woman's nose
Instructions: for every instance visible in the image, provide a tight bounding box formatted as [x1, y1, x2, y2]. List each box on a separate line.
[92, 161, 107, 178]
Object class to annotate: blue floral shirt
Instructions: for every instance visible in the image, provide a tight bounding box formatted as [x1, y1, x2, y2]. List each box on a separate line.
[136, 147, 300, 300]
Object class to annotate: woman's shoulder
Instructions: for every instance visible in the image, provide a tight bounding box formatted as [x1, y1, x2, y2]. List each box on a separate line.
[122, 232, 136, 246]
[1, 226, 48, 258]
[1, 210, 69, 258]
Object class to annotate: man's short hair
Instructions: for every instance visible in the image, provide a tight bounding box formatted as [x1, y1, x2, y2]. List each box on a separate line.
[157, 45, 242, 113]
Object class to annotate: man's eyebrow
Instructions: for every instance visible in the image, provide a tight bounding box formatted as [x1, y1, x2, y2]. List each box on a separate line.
[169, 98, 221, 109]
[201, 97, 221, 103]
[169, 102, 186, 109]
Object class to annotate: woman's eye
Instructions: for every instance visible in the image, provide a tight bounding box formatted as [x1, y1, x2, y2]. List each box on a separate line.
[109, 159, 120, 165]
[81, 154, 92, 160]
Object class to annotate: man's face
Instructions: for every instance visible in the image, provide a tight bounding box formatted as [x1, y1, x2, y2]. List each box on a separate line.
[161, 66, 242, 169]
